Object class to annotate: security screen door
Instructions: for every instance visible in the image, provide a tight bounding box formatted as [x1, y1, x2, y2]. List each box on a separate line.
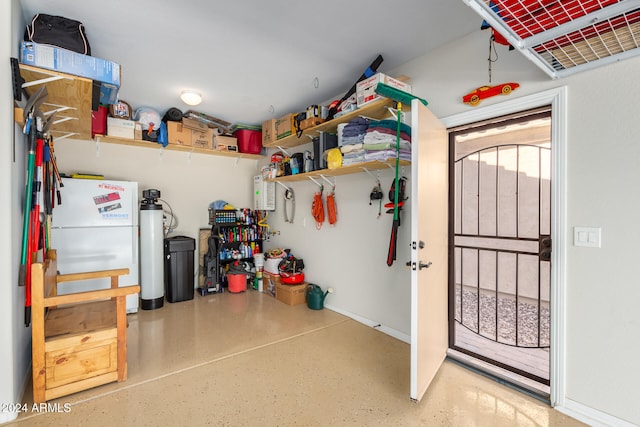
[449, 108, 552, 390]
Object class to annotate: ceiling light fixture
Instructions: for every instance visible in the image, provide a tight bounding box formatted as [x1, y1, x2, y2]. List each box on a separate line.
[180, 90, 202, 106]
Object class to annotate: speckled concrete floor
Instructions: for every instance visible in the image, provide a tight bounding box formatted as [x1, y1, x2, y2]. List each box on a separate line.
[8, 291, 585, 426]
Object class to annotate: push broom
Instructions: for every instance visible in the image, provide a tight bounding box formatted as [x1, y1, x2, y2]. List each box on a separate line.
[373, 83, 427, 266]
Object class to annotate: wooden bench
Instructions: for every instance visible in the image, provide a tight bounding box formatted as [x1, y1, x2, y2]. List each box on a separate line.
[31, 249, 140, 403]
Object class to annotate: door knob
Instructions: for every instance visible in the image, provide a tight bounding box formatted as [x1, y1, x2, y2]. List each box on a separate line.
[419, 261, 432, 270]
[539, 235, 552, 261]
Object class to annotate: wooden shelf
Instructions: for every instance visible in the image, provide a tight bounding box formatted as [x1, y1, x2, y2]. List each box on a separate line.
[264, 97, 411, 182]
[18, 64, 93, 140]
[267, 159, 410, 183]
[263, 98, 399, 150]
[94, 136, 265, 159]
[16, 64, 264, 160]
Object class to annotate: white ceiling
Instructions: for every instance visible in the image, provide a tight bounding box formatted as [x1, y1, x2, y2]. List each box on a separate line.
[18, 0, 481, 126]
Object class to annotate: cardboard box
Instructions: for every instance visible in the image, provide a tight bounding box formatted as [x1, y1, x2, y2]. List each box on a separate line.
[262, 119, 276, 145]
[300, 117, 324, 130]
[106, 117, 135, 139]
[262, 272, 280, 297]
[167, 121, 192, 146]
[20, 41, 120, 104]
[275, 114, 293, 139]
[214, 135, 238, 152]
[192, 128, 214, 149]
[276, 282, 307, 306]
[181, 117, 209, 132]
[356, 73, 412, 108]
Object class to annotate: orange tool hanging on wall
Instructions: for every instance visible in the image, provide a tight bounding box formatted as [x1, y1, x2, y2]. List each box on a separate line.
[312, 186, 325, 229]
[326, 183, 337, 226]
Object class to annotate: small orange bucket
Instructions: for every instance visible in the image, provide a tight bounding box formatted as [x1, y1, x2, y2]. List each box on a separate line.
[227, 274, 247, 293]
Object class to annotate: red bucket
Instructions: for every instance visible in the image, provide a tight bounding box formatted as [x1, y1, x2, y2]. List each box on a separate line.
[227, 273, 247, 293]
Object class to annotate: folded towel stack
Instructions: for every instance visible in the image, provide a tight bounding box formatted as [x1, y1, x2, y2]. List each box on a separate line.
[363, 120, 412, 162]
[339, 118, 370, 165]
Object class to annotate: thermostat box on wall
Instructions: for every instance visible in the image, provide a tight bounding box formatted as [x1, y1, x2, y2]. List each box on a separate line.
[254, 175, 275, 211]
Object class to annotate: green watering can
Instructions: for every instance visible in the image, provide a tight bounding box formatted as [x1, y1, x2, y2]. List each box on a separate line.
[306, 284, 333, 310]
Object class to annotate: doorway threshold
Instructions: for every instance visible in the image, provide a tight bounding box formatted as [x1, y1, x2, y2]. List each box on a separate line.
[447, 348, 550, 403]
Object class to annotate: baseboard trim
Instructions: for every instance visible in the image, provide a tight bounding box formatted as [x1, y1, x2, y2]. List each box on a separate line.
[324, 304, 410, 344]
[0, 356, 34, 423]
[0, 411, 18, 423]
[555, 398, 638, 427]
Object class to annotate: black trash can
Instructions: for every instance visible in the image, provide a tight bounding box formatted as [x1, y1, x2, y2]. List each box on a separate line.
[164, 236, 196, 303]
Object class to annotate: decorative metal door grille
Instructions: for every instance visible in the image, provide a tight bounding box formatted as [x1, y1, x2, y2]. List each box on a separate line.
[449, 109, 551, 384]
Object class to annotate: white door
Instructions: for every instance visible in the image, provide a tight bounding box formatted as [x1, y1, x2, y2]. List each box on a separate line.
[410, 99, 449, 401]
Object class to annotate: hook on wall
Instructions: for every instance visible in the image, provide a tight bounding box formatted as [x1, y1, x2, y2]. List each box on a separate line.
[360, 167, 381, 183]
[319, 174, 336, 191]
[53, 131, 76, 142]
[275, 181, 290, 192]
[308, 176, 323, 191]
[276, 145, 292, 157]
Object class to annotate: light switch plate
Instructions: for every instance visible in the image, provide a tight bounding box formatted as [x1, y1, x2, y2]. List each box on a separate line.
[574, 226, 601, 248]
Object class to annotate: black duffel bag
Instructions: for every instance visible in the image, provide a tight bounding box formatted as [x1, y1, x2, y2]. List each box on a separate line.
[24, 13, 91, 55]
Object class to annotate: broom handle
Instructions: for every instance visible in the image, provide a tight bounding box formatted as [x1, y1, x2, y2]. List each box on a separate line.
[393, 103, 402, 221]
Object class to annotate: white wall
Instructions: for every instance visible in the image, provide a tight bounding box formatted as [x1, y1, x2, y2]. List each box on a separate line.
[262, 151, 413, 338]
[393, 30, 640, 427]
[1, 0, 31, 423]
[53, 140, 259, 254]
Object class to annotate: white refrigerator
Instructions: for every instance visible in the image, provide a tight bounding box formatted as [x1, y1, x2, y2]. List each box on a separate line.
[51, 178, 140, 312]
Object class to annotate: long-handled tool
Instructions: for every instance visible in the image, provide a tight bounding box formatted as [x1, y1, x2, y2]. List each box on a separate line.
[25, 121, 47, 327]
[386, 102, 403, 266]
[373, 83, 427, 266]
[327, 55, 384, 120]
[19, 86, 48, 288]
[25, 108, 56, 326]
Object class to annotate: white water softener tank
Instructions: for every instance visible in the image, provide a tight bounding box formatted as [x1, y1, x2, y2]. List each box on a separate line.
[140, 189, 164, 310]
